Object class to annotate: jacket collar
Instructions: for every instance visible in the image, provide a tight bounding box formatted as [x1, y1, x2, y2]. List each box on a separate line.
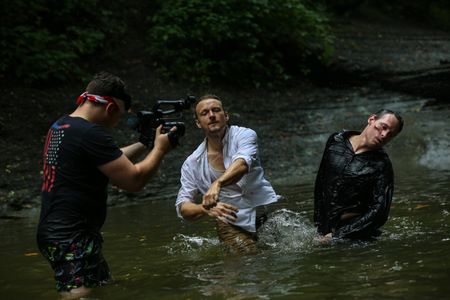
[337, 130, 387, 155]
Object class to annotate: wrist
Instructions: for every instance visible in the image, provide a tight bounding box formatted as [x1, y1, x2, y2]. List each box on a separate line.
[201, 204, 210, 216]
[215, 179, 223, 188]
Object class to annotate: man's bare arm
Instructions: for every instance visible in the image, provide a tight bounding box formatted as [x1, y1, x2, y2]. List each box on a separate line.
[99, 126, 171, 192]
[180, 201, 238, 222]
[203, 158, 248, 209]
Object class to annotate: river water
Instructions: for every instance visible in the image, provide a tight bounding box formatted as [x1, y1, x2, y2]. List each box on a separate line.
[1, 87, 449, 299]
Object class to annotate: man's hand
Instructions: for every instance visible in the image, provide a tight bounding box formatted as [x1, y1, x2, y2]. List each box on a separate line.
[202, 158, 248, 210]
[202, 180, 221, 209]
[167, 126, 181, 148]
[152, 125, 174, 154]
[203, 202, 238, 223]
[314, 232, 333, 244]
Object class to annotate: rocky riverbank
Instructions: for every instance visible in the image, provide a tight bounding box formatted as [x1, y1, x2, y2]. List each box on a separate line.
[323, 17, 450, 101]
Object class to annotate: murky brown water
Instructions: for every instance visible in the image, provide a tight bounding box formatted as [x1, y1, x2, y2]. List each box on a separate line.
[1, 87, 449, 299]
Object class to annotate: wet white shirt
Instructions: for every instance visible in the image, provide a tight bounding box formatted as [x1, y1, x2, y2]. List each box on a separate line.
[176, 125, 279, 232]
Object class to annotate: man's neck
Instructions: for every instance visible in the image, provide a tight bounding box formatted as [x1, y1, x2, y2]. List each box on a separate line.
[206, 128, 227, 170]
[349, 133, 379, 154]
[70, 105, 102, 125]
[349, 134, 366, 154]
[205, 126, 227, 151]
[207, 133, 224, 153]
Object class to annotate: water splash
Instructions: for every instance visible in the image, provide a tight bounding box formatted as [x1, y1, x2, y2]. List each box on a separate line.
[166, 233, 219, 254]
[258, 209, 317, 253]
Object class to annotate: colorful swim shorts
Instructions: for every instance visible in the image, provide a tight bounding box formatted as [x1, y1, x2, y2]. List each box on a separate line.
[38, 235, 111, 292]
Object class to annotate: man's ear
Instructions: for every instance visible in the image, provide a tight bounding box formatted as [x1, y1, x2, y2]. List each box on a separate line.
[368, 114, 376, 125]
[105, 103, 118, 114]
[195, 119, 201, 128]
[225, 111, 229, 122]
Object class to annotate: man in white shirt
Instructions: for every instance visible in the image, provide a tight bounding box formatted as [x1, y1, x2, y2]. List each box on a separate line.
[175, 94, 279, 253]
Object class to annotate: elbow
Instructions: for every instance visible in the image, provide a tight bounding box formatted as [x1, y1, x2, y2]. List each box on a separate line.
[115, 183, 142, 193]
[179, 206, 193, 220]
[240, 163, 249, 174]
[239, 159, 250, 172]
[127, 176, 149, 192]
[231, 159, 249, 178]
[178, 203, 188, 218]
[124, 164, 159, 192]
[115, 173, 147, 193]
[179, 202, 204, 221]
[126, 184, 144, 193]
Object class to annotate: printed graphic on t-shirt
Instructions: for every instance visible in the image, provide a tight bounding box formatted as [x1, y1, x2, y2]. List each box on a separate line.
[42, 122, 70, 192]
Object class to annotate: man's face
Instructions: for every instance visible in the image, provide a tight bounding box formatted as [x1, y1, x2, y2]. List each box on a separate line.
[195, 98, 229, 134]
[366, 113, 400, 149]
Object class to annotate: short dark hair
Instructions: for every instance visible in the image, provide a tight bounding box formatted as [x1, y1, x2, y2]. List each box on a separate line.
[86, 71, 131, 110]
[374, 108, 404, 134]
[194, 94, 224, 119]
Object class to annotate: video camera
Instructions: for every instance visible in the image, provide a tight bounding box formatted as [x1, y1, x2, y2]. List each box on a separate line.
[128, 95, 196, 148]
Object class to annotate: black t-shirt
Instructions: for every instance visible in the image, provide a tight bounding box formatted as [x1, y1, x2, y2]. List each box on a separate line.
[37, 115, 122, 243]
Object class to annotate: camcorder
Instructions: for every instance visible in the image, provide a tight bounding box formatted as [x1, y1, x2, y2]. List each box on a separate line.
[128, 95, 196, 148]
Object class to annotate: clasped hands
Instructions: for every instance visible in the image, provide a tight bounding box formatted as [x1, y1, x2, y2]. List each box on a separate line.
[202, 181, 238, 223]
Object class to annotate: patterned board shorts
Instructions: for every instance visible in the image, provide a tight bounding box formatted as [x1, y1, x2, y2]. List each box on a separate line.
[38, 235, 111, 292]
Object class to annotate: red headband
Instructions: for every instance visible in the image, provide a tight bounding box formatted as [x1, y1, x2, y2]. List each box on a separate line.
[76, 92, 117, 107]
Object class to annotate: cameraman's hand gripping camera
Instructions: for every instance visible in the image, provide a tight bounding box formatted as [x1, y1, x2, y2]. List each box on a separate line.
[128, 96, 196, 148]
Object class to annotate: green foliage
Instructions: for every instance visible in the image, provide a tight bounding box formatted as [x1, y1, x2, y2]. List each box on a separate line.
[0, 0, 124, 83]
[147, 0, 333, 86]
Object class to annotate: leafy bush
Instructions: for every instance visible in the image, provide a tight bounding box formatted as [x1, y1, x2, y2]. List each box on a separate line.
[0, 0, 124, 83]
[147, 0, 333, 86]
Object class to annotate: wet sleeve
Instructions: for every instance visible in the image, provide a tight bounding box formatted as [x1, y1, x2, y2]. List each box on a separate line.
[334, 160, 394, 239]
[231, 128, 258, 170]
[314, 157, 326, 230]
[82, 125, 123, 166]
[175, 160, 199, 218]
[313, 134, 334, 233]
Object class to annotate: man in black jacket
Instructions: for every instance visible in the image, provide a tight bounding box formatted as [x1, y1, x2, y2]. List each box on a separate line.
[314, 109, 404, 240]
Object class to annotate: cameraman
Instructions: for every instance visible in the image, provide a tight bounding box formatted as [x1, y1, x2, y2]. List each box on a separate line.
[37, 72, 173, 298]
[175, 94, 279, 253]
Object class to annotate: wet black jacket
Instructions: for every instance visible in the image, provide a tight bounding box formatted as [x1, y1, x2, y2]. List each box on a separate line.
[314, 130, 394, 239]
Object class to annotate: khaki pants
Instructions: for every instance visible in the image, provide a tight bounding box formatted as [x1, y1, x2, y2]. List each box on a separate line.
[215, 205, 268, 254]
